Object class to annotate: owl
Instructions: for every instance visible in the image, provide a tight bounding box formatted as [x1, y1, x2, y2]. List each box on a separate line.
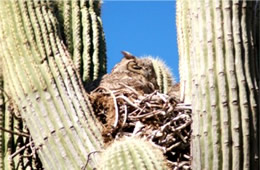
[94, 51, 159, 95]
[89, 52, 179, 142]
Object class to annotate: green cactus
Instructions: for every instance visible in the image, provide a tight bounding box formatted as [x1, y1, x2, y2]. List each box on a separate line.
[149, 57, 175, 94]
[3, 0, 258, 170]
[0, 0, 105, 169]
[57, 0, 107, 84]
[99, 137, 168, 170]
[176, 0, 259, 169]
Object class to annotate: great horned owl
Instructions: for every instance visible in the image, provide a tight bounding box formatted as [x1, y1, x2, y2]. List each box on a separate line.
[89, 51, 178, 142]
[96, 51, 159, 95]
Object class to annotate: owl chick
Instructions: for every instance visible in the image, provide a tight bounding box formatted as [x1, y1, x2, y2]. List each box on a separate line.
[96, 51, 159, 95]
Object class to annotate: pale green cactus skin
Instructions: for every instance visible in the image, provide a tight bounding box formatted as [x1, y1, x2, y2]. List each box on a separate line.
[57, 0, 107, 84]
[0, 0, 104, 169]
[99, 138, 168, 170]
[149, 57, 175, 94]
[177, 0, 260, 170]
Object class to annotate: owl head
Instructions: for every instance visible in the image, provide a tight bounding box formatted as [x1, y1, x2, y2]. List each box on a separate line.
[111, 51, 157, 81]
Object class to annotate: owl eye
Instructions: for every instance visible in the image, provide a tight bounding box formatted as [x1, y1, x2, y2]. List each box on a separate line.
[128, 61, 142, 70]
[131, 64, 142, 70]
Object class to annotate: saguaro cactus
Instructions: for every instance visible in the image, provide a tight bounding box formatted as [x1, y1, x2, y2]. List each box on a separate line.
[177, 0, 259, 169]
[57, 0, 107, 83]
[0, 0, 106, 169]
[100, 138, 167, 170]
[150, 57, 175, 94]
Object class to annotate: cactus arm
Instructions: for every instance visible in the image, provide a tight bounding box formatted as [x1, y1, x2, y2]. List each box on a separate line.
[97, 15, 107, 77]
[176, 0, 192, 104]
[150, 58, 175, 94]
[72, 0, 82, 73]
[63, 0, 73, 54]
[99, 138, 168, 170]
[59, 0, 107, 84]
[89, 0, 100, 80]
[81, 2, 92, 83]
[151, 59, 163, 92]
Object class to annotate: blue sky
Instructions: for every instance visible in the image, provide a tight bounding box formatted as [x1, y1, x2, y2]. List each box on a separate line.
[101, 1, 179, 81]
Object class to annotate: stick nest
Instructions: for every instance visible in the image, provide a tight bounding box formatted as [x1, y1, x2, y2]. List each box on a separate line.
[90, 87, 192, 170]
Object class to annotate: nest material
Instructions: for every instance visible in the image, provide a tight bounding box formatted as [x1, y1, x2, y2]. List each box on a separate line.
[90, 87, 192, 170]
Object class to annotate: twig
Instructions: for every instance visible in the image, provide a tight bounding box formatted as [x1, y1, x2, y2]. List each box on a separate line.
[9, 141, 34, 160]
[175, 103, 192, 110]
[121, 105, 128, 128]
[178, 161, 190, 168]
[156, 92, 167, 102]
[0, 126, 30, 137]
[172, 114, 190, 122]
[132, 121, 145, 136]
[129, 110, 163, 120]
[183, 154, 190, 160]
[149, 138, 166, 153]
[0, 87, 11, 102]
[138, 90, 157, 103]
[116, 95, 142, 111]
[111, 93, 119, 128]
[0, 89, 23, 119]
[166, 141, 182, 151]
[130, 105, 146, 117]
[175, 119, 192, 131]
[81, 151, 101, 170]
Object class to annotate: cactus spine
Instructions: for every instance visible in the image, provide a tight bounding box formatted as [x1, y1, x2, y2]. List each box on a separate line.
[177, 0, 259, 169]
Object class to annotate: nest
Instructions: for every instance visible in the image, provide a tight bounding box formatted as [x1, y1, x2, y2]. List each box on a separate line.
[90, 86, 192, 170]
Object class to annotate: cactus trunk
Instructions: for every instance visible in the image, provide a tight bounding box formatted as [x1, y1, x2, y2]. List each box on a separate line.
[0, 0, 106, 169]
[176, 0, 260, 169]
